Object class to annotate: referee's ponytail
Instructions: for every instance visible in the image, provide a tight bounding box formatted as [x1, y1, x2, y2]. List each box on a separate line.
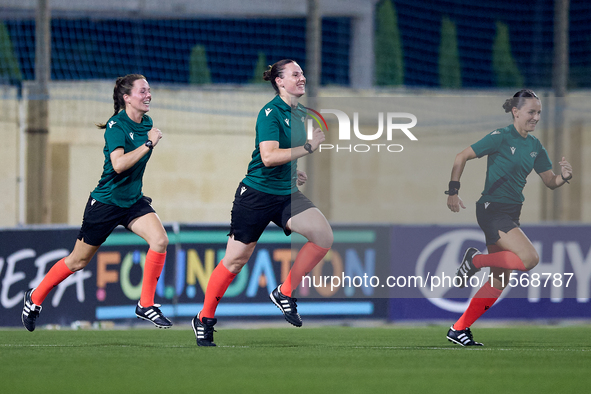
[263, 59, 296, 95]
[97, 74, 146, 129]
[503, 89, 539, 117]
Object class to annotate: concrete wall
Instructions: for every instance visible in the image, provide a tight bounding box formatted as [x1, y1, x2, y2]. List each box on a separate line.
[0, 86, 20, 227]
[1, 82, 590, 228]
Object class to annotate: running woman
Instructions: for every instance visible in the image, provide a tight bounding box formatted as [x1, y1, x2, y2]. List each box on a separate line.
[22, 74, 172, 331]
[445, 89, 573, 346]
[192, 59, 333, 346]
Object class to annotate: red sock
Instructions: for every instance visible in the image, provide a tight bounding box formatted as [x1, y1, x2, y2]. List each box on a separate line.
[139, 249, 166, 307]
[31, 258, 74, 305]
[281, 242, 330, 297]
[201, 261, 237, 319]
[473, 251, 526, 271]
[453, 282, 502, 330]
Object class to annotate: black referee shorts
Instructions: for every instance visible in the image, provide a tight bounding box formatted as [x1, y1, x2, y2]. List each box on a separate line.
[229, 182, 316, 244]
[77, 195, 156, 246]
[476, 201, 522, 245]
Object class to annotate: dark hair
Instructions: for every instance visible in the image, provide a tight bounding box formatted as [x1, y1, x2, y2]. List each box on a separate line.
[97, 74, 146, 129]
[502, 89, 540, 116]
[262, 59, 296, 94]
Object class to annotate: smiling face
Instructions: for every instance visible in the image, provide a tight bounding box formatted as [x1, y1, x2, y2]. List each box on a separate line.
[276, 62, 306, 99]
[124, 78, 151, 116]
[512, 98, 541, 134]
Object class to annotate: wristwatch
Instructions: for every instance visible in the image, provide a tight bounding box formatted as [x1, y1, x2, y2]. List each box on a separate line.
[145, 140, 154, 150]
[304, 142, 313, 154]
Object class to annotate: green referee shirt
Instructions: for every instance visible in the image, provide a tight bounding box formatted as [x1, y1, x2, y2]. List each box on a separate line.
[242, 95, 308, 195]
[471, 124, 553, 204]
[90, 110, 153, 207]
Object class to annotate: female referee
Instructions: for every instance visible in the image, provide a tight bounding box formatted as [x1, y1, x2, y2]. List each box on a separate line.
[192, 59, 333, 346]
[445, 89, 573, 346]
[22, 74, 172, 331]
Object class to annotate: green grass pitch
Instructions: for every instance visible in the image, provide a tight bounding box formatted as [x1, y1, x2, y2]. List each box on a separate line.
[1, 325, 590, 394]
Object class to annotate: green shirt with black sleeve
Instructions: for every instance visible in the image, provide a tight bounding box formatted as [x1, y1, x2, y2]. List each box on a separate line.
[242, 95, 308, 195]
[90, 110, 153, 208]
[471, 124, 553, 205]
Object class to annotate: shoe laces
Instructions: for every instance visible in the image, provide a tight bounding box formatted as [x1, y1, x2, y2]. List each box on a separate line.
[26, 300, 42, 316]
[464, 328, 474, 340]
[150, 304, 164, 315]
[197, 314, 217, 333]
[284, 295, 298, 310]
[201, 323, 216, 340]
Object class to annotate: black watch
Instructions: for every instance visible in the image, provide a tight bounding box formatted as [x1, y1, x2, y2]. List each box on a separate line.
[304, 142, 314, 154]
[145, 140, 154, 150]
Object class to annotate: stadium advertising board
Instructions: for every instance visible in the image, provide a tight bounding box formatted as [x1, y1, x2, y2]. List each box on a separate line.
[0, 224, 389, 327]
[0, 227, 94, 326]
[388, 225, 591, 320]
[2, 224, 589, 327]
